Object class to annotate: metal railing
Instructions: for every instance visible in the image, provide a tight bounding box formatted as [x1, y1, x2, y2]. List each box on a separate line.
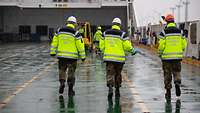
[0, 0, 128, 7]
[0, 0, 126, 4]
[51, 0, 100, 3]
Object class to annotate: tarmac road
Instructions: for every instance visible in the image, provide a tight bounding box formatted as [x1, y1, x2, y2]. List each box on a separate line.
[0, 42, 199, 113]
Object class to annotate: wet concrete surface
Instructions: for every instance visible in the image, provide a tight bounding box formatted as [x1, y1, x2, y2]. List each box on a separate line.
[0, 42, 200, 113]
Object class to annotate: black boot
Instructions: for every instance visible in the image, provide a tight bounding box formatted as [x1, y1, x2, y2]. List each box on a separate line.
[68, 84, 75, 97]
[165, 89, 171, 102]
[175, 84, 181, 97]
[115, 87, 120, 97]
[108, 85, 113, 98]
[59, 79, 65, 94]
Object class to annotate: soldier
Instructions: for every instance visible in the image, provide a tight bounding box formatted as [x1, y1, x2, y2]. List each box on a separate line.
[50, 16, 86, 96]
[158, 14, 187, 100]
[100, 17, 137, 98]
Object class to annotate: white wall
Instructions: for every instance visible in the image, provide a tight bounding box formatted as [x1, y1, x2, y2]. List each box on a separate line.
[184, 21, 200, 58]
[3, 6, 128, 33]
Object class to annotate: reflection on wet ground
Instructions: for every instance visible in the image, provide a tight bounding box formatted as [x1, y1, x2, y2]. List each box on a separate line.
[59, 95, 75, 113]
[164, 100, 181, 113]
[0, 42, 200, 113]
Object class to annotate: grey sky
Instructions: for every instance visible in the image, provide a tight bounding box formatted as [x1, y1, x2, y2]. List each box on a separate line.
[134, 0, 200, 26]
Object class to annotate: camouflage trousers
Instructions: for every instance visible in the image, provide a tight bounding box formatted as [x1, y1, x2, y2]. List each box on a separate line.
[106, 62, 124, 88]
[162, 60, 181, 90]
[58, 58, 77, 86]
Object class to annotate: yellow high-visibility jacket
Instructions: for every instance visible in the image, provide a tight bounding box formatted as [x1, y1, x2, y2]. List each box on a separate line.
[158, 23, 187, 60]
[50, 24, 85, 59]
[94, 30, 102, 42]
[94, 30, 103, 48]
[100, 25, 134, 62]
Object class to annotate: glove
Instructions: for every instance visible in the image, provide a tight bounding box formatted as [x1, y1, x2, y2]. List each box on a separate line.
[81, 58, 86, 62]
[158, 53, 162, 58]
[158, 51, 163, 58]
[131, 49, 138, 56]
[50, 54, 56, 57]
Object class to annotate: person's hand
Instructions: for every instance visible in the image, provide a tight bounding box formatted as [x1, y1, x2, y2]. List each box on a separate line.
[158, 54, 162, 58]
[131, 50, 137, 56]
[131, 48, 139, 56]
[81, 58, 86, 62]
[158, 51, 162, 58]
[50, 54, 56, 57]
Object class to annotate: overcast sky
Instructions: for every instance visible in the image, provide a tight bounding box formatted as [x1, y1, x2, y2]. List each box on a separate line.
[134, 0, 200, 26]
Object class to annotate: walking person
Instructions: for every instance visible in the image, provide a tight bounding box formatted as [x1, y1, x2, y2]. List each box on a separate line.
[158, 14, 187, 101]
[50, 16, 86, 96]
[94, 26, 103, 54]
[100, 17, 137, 98]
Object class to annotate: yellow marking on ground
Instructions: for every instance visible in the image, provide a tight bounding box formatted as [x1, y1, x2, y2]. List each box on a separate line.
[123, 73, 150, 113]
[0, 60, 57, 109]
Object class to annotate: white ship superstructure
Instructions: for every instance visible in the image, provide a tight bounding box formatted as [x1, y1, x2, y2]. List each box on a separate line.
[0, 0, 137, 38]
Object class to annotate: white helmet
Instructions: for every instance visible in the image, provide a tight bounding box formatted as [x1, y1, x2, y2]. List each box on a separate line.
[97, 26, 101, 30]
[112, 17, 121, 25]
[67, 16, 77, 23]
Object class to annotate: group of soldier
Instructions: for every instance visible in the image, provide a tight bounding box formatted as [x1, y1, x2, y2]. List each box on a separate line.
[50, 14, 187, 102]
